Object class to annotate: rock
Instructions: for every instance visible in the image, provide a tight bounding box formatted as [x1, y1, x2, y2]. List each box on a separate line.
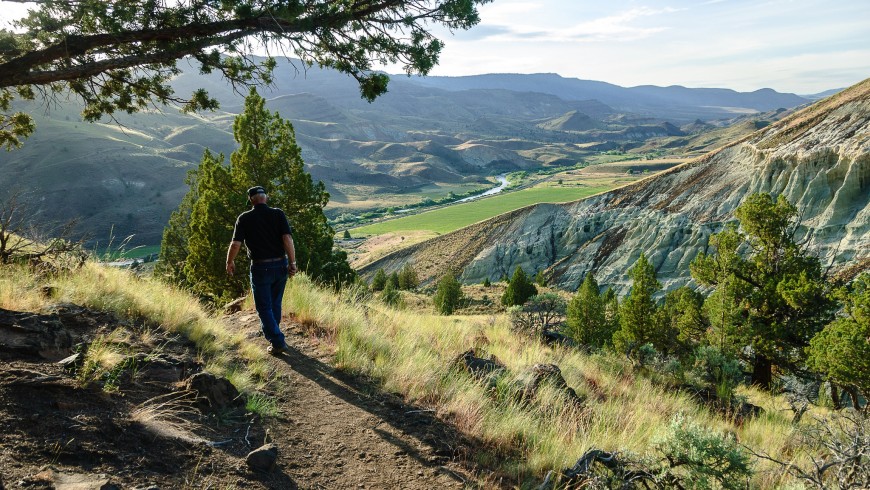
[186, 372, 240, 410]
[246, 443, 279, 472]
[541, 330, 574, 346]
[522, 364, 583, 405]
[0, 308, 73, 359]
[453, 349, 505, 379]
[30, 468, 118, 490]
[224, 297, 246, 314]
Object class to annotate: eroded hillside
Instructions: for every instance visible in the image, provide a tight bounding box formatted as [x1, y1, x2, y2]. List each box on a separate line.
[363, 79, 870, 292]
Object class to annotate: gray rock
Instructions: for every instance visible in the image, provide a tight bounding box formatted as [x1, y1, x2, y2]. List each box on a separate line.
[186, 372, 240, 409]
[246, 443, 279, 472]
[0, 309, 73, 360]
[31, 468, 117, 490]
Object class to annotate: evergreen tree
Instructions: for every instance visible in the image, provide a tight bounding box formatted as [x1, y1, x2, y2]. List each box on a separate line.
[433, 272, 464, 315]
[613, 254, 663, 353]
[387, 271, 400, 291]
[183, 150, 244, 302]
[343, 230, 351, 239]
[502, 266, 538, 306]
[159, 88, 355, 302]
[397, 263, 419, 290]
[691, 193, 835, 388]
[566, 273, 610, 347]
[482, 277, 491, 287]
[534, 270, 547, 286]
[155, 168, 199, 286]
[381, 279, 402, 307]
[659, 286, 706, 357]
[602, 287, 620, 335]
[807, 273, 870, 406]
[371, 268, 387, 291]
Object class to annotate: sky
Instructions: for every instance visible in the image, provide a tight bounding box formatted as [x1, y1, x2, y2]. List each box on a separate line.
[2, 0, 868, 94]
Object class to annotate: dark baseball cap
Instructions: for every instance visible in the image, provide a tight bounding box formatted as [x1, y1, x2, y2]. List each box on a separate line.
[247, 186, 266, 197]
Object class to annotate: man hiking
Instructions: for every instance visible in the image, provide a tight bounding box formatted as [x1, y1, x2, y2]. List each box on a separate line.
[226, 186, 298, 355]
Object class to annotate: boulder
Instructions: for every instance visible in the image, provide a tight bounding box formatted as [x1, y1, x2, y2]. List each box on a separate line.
[453, 349, 505, 379]
[186, 372, 240, 410]
[246, 443, 279, 472]
[0, 308, 73, 359]
[522, 364, 583, 406]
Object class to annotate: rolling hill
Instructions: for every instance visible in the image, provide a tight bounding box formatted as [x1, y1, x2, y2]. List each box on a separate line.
[361, 79, 870, 292]
[0, 58, 814, 246]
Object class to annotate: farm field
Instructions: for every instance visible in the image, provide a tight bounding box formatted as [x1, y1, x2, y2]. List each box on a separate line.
[352, 183, 613, 236]
[351, 158, 686, 238]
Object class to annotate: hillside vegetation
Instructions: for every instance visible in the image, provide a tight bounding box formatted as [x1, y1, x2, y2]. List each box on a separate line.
[4, 248, 866, 487]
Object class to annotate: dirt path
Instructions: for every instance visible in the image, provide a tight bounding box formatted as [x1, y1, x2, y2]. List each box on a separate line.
[227, 312, 485, 489]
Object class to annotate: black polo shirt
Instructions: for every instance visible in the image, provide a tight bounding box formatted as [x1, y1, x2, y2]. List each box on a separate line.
[231, 204, 293, 261]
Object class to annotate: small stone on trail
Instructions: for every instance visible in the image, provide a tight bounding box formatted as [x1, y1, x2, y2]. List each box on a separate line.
[31, 468, 118, 490]
[246, 443, 279, 472]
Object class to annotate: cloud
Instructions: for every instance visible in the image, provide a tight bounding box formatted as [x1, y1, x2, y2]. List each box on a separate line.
[467, 6, 680, 43]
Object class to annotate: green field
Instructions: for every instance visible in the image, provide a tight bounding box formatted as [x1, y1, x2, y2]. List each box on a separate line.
[352, 184, 611, 236]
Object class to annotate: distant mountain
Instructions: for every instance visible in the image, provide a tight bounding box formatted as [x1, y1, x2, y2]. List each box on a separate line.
[0, 58, 818, 246]
[801, 88, 844, 101]
[408, 73, 811, 121]
[363, 78, 870, 291]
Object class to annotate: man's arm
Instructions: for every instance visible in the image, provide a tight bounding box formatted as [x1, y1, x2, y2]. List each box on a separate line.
[226, 241, 242, 276]
[282, 234, 298, 276]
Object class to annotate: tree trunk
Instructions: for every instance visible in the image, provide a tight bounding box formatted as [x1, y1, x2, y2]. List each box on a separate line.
[750, 354, 772, 390]
[843, 385, 862, 410]
[829, 381, 842, 410]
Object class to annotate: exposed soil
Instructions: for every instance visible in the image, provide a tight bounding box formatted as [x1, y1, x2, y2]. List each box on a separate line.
[0, 305, 499, 489]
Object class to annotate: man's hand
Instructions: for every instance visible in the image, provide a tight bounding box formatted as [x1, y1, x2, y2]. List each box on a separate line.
[226, 241, 242, 276]
[288, 262, 298, 277]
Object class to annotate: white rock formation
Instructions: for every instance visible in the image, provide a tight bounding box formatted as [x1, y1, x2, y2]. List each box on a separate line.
[362, 80, 870, 293]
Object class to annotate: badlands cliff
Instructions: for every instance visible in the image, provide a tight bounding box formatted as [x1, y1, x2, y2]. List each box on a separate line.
[363, 78, 870, 293]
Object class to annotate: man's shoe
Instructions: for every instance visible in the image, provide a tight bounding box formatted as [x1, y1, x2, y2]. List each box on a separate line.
[268, 344, 288, 356]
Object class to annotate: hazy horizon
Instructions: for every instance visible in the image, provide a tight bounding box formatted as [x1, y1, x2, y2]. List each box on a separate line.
[1, 0, 867, 95]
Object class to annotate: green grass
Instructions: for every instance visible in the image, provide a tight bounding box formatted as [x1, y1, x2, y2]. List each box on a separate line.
[352, 184, 612, 236]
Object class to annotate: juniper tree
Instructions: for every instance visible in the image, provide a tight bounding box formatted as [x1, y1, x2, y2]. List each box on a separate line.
[433, 272, 463, 315]
[0, 0, 491, 149]
[613, 253, 664, 354]
[566, 273, 610, 348]
[159, 88, 354, 302]
[807, 272, 870, 408]
[397, 263, 418, 290]
[502, 266, 537, 307]
[371, 268, 387, 292]
[691, 193, 835, 388]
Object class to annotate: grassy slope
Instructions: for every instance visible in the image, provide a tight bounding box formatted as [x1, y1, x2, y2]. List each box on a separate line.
[1, 263, 815, 487]
[352, 184, 612, 236]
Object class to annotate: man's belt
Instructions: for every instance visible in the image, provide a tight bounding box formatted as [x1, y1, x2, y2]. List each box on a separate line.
[251, 257, 285, 264]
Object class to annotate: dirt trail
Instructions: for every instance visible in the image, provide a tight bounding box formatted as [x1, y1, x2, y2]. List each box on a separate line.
[227, 311, 482, 489]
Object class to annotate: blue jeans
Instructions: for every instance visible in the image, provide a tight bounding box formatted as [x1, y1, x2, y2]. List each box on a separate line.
[250, 259, 288, 348]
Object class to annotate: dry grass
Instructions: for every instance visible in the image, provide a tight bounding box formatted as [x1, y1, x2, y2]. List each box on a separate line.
[282, 275, 813, 487]
[0, 262, 271, 394]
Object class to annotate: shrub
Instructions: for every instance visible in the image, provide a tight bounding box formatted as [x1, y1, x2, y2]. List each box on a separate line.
[371, 268, 387, 291]
[381, 280, 402, 307]
[653, 415, 753, 489]
[501, 266, 537, 306]
[433, 272, 463, 315]
[397, 263, 418, 290]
